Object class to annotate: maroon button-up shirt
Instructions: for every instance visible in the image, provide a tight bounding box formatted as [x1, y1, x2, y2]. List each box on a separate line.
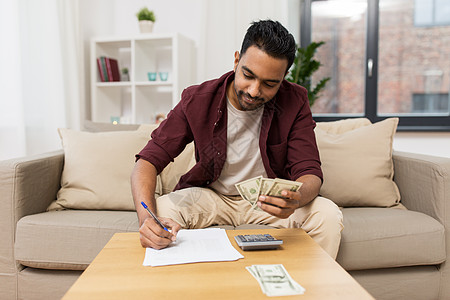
[136, 71, 322, 191]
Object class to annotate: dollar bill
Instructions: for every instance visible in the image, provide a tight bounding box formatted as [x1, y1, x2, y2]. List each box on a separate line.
[236, 177, 303, 210]
[246, 264, 305, 296]
[258, 178, 275, 196]
[251, 178, 275, 210]
[235, 176, 262, 205]
[266, 178, 303, 198]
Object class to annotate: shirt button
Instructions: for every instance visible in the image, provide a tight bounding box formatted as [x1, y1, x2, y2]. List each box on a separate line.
[214, 122, 218, 126]
[206, 181, 211, 185]
[217, 152, 220, 155]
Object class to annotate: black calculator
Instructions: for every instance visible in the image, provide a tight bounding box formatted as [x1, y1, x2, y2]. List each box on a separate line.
[234, 234, 283, 250]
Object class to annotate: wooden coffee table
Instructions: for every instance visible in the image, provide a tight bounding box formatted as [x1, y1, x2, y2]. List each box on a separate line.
[63, 229, 374, 299]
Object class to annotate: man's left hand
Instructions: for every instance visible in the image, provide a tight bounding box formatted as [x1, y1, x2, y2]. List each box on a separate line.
[257, 190, 301, 219]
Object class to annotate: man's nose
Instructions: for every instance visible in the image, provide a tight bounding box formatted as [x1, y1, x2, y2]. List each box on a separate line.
[248, 81, 261, 98]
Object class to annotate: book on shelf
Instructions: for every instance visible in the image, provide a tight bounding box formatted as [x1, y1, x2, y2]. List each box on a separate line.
[100, 56, 109, 82]
[96, 58, 105, 82]
[107, 58, 121, 81]
[97, 56, 121, 82]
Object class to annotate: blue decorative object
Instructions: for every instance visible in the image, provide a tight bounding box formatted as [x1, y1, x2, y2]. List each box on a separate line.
[110, 116, 120, 124]
[159, 72, 169, 81]
[147, 72, 157, 81]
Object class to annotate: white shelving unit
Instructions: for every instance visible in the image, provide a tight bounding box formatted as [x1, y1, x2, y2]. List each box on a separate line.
[90, 33, 195, 124]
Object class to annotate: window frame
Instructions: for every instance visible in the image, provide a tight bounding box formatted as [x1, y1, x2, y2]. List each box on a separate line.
[301, 0, 450, 131]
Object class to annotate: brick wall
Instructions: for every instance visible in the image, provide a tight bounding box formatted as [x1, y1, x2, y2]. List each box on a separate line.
[311, 1, 450, 114]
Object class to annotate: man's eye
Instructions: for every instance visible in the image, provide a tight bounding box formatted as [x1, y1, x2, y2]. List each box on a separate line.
[264, 82, 275, 88]
[243, 73, 252, 79]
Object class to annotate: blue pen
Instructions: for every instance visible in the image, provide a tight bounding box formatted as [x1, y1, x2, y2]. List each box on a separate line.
[141, 201, 169, 232]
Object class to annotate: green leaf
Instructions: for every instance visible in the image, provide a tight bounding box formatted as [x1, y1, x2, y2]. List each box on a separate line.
[286, 41, 329, 107]
[136, 7, 156, 22]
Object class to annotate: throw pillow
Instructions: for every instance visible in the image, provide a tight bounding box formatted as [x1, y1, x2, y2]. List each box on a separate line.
[316, 117, 371, 134]
[47, 124, 158, 211]
[315, 118, 401, 207]
[83, 120, 140, 132]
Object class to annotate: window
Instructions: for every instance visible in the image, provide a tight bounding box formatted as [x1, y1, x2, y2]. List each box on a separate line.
[415, 0, 450, 27]
[412, 93, 449, 113]
[301, 0, 450, 130]
[308, 0, 368, 115]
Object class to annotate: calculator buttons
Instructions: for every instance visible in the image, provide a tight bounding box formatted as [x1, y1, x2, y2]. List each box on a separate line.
[234, 234, 283, 250]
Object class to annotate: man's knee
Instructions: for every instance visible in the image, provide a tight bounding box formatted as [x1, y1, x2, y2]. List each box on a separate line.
[155, 193, 185, 225]
[300, 196, 343, 259]
[309, 196, 343, 230]
[156, 187, 220, 228]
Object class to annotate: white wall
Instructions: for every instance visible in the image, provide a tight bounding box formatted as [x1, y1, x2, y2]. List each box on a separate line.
[394, 132, 450, 158]
[80, 0, 299, 119]
[1, 0, 447, 160]
[106, 0, 299, 82]
[79, 0, 448, 159]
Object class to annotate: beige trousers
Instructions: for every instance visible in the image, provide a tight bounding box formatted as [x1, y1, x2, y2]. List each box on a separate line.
[156, 187, 344, 259]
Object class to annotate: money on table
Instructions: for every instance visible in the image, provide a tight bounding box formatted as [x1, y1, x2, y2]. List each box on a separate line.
[246, 264, 305, 296]
[235, 176, 303, 210]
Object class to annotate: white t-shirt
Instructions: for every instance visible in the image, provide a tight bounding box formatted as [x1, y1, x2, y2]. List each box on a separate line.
[210, 99, 268, 195]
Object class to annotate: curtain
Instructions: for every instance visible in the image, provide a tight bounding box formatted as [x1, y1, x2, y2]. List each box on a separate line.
[0, 0, 83, 161]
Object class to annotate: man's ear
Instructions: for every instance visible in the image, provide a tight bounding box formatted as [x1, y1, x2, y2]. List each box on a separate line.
[233, 51, 240, 72]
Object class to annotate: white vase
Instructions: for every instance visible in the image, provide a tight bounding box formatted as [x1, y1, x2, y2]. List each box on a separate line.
[139, 20, 154, 33]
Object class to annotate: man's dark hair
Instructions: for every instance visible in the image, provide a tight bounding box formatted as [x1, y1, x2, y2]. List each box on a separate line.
[240, 20, 297, 72]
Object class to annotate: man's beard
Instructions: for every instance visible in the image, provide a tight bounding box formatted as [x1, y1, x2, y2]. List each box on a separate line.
[234, 85, 266, 111]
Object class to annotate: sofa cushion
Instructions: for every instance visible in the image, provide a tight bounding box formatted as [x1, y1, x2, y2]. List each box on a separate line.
[48, 124, 159, 211]
[15, 211, 139, 270]
[14, 211, 273, 271]
[315, 118, 401, 207]
[337, 207, 446, 270]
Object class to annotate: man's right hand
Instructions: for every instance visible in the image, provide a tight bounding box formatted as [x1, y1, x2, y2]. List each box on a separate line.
[139, 216, 181, 250]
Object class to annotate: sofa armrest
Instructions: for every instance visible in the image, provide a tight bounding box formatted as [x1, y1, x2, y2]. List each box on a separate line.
[0, 150, 64, 281]
[393, 151, 449, 225]
[0, 150, 64, 276]
[0, 150, 64, 228]
[393, 151, 450, 299]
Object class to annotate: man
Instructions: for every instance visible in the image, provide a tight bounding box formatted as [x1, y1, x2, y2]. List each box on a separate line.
[131, 20, 343, 258]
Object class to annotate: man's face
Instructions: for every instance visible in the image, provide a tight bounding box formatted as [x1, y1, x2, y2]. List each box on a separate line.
[229, 45, 288, 111]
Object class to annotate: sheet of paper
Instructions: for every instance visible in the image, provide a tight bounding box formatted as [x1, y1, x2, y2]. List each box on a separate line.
[143, 228, 244, 267]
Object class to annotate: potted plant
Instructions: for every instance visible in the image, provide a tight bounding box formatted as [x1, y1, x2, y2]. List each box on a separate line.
[286, 41, 330, 107]
[121, 68, 129, 81]
[136, 7, 156, 33]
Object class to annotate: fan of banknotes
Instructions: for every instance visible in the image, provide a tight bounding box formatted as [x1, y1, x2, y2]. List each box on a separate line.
[246, 264, 305, 296]
[235, 176, 303, 210]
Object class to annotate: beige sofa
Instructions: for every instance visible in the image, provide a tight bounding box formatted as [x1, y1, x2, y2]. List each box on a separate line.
[1, 119, 449, 300]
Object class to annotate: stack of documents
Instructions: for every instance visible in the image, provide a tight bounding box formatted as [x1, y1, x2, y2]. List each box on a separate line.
[246, 264, 305, 296]
[143, 228, 243, 267]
